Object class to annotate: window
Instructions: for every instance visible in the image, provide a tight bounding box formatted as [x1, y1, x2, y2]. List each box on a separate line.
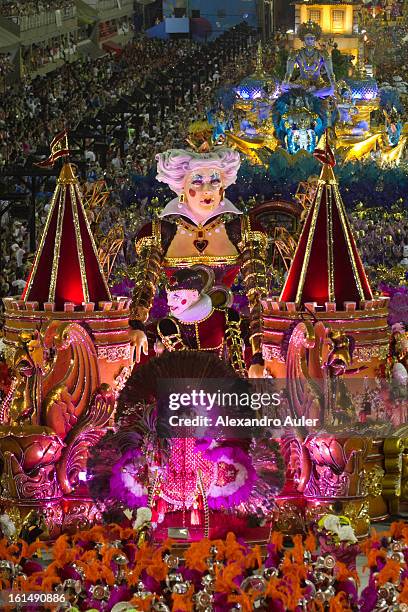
[332, 9, 345, 32]
[307, 9, 321, 24]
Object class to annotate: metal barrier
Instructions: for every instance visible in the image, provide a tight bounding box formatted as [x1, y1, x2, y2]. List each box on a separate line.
[11, 4, 76, 32]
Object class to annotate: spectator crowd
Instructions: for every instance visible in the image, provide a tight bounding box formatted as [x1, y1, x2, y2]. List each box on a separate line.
[352, 211, 408, 279]
[0, 0, 74, 18]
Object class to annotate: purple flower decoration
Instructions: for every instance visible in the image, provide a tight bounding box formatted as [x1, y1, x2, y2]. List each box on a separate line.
[388, 291, 408, 325]
[150, 294, 170, 319]
[378, 283, 408, 325]
[379, 283, 408, 296]
[109, 449, 148, 508]
[111, 277, 135, 297]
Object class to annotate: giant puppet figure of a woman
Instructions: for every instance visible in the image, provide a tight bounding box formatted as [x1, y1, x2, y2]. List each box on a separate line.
[128, 148, 268, 377]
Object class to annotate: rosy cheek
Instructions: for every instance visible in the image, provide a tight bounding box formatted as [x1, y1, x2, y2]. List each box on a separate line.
[181, 299, 187, 305]
[189, 188, 196, 197]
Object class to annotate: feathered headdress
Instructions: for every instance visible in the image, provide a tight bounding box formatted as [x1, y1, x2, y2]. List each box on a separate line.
[87, 352, 249, 512]
[88, 352, 284, 517]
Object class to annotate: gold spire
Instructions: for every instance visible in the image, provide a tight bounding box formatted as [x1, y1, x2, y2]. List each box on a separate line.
[255, 41, 265, 77]
[58, 163, 77, 184]
[319, 163, 337, 184]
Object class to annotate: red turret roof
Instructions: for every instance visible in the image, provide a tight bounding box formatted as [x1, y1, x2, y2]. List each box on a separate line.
[280, 163, 373, 307]
[22, 163, 111, 308]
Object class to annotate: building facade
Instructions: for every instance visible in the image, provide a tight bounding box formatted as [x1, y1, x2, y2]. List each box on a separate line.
[290, 1, 360, 61]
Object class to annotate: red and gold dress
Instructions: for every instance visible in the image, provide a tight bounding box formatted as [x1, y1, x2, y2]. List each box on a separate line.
[129, 198, 268, 362]
[157, 304, 246, 375]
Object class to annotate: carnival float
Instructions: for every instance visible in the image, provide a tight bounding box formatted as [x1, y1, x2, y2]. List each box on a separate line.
[0, 95, 407, 608]
[208, 21, 408, 166]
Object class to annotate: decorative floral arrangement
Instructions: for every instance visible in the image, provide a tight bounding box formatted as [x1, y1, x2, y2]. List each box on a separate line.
[368, 267, 408, 295]
[317, 513, 360, 571]
[0, 355, 12, 398]
[0, 512, 17, 541]
[0, 520, 407, 611]
[318, 514, 358, 544]
[123, 154, 408, 212]
[379, 283, 408, 326]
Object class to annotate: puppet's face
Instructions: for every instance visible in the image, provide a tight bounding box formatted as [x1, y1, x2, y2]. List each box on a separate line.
[184, 167, 224, 218]
[167, 289, 200, 316]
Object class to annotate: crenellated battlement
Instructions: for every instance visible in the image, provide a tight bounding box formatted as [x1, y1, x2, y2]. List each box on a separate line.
[262, 296, 390, 317]
[3, 297, 131, 313]
[2, 296, 133, 362]
[261, 295, 390, 376]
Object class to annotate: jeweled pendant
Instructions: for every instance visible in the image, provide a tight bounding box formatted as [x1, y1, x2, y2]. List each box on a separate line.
[193, 240, 208, 253]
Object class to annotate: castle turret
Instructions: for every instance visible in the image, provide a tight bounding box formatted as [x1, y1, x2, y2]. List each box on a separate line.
[22, 163, 111, 309]
[280, 157, 373, 307]
[1, 152, 133, 536]
[262, 146, 390, 538]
